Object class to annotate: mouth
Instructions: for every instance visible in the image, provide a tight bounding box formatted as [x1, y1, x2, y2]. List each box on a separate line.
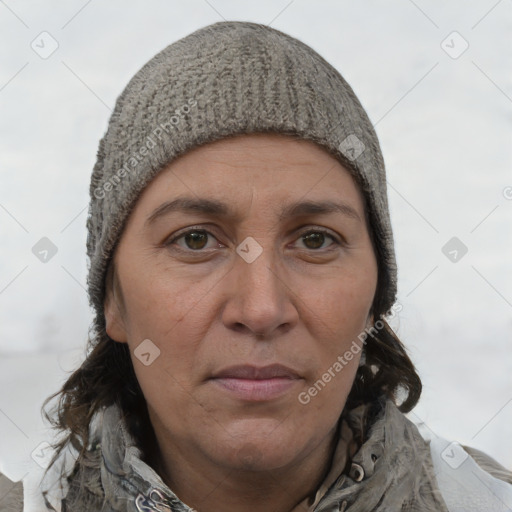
[210, 364, 302, 402]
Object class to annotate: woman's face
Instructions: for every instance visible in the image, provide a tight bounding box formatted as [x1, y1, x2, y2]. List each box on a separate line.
[106, 133, 378, 475]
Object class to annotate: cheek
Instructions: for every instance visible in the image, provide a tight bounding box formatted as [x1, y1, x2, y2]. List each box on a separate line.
[117, 259, 231, 393]
[301, 267, 376, 338]
[121, 271, 213, 413]
[294, 264, 376, 399]
[120, 262, 208, 335]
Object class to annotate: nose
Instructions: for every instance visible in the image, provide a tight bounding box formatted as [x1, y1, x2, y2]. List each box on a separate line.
[221, 245, 299, 339]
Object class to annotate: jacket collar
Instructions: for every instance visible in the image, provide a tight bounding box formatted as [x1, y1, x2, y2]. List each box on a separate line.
[312, 398, 448, 511]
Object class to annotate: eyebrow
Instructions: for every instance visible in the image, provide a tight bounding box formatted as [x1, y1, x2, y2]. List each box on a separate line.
[279, 199, 361, 223]
[145, 196, 362, 226]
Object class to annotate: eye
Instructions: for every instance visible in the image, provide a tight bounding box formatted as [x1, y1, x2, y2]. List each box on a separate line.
[294, 229, 340, 250]
[167, 229, 220, 251]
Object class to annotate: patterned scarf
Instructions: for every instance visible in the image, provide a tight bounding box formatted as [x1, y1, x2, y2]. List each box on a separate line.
[48, 397, 448, 512]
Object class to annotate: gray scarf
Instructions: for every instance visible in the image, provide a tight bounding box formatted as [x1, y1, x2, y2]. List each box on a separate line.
[55, 397, 448, 512]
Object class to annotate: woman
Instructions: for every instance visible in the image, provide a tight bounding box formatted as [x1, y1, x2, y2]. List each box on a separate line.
[13, 20, 512, 511]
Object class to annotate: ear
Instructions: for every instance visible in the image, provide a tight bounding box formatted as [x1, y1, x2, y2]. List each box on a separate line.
[104, 274, 128, 343]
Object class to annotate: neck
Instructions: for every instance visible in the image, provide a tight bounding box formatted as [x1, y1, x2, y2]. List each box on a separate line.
[150, 426, 339, 512]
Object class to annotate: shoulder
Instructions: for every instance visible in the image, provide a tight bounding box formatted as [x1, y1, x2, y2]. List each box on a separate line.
[427, 436, 512, 511]
[462, 444, 512, 485]
[0, 471, 24, 512]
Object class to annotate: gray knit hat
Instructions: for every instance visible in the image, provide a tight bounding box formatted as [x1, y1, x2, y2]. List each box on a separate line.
[86, 21, 397, 338]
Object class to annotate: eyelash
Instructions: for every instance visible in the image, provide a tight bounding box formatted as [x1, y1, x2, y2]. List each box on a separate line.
[165, 226, 342, 252]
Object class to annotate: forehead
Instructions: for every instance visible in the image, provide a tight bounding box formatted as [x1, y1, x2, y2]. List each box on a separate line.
[135, 133, 366, 218]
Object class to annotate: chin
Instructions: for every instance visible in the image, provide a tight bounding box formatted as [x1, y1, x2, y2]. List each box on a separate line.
[209, 419, 307, 472]
[225, 441, 296, 472]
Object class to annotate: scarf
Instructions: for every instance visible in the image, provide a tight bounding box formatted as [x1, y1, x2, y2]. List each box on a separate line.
[47, 396, 448, 512]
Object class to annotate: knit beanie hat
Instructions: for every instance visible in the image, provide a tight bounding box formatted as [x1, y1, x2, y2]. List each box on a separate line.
[86, 21, 397, 340]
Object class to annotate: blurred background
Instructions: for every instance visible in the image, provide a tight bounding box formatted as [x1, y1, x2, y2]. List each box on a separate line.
[1, 0, 511, 491]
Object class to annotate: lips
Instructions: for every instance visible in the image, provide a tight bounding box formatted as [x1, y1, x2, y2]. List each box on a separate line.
[211, 364, 301, 402]
[212, 364, 300, 380]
